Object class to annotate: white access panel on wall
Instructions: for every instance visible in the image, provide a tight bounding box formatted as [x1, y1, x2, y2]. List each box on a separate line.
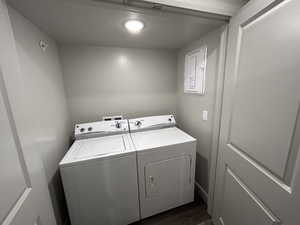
[184, 47, 207, 94]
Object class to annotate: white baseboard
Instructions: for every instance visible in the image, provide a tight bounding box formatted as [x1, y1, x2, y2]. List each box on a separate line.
[195, 181, 208, 203]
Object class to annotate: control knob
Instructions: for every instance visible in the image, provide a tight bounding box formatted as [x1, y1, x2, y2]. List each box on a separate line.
[135, 120, 142, 127]
[115, 121, 121, 129]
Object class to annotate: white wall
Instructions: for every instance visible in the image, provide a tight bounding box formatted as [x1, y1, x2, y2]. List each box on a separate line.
[60, 36, 222, 203]
[8, 7, 72, 225]
[60, 45, 177, 125]
[177, 28, 222, 199]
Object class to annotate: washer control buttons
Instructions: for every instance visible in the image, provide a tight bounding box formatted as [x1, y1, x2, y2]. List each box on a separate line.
[80, 128, 85, 133]
[88, 127, 93, 131]
[135, 121, 142, 127]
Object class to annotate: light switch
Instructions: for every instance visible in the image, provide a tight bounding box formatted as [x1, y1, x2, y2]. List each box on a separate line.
[202, 110, 208, 121]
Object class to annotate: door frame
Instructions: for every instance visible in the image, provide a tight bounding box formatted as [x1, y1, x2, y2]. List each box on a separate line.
[207, 24, 228, 215]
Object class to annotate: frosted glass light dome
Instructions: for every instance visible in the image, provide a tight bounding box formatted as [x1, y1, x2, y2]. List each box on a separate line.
[125, 20, 144, 34]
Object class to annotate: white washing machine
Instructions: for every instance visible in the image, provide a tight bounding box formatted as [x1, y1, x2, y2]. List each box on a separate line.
[129, 115, 196, 219]
[59, 120, 140, 225]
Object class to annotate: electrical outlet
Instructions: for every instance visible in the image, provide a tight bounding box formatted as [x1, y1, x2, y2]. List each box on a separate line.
[202, 110, 208, 121]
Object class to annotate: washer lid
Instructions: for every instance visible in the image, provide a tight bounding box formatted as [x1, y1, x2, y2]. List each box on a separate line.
[75, 135, 126, 159]
[131, 127, 196, 151]
[60, 134, 134, 166]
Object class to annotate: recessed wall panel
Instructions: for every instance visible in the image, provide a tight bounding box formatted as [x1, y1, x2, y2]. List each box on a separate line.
[221, 168, 279, 225]
[229, 1, 300, 179]
[0, 79, 27, 223]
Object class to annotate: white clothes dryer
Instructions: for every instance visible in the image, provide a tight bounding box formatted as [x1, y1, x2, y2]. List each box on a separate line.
[129, 115, 196, 219]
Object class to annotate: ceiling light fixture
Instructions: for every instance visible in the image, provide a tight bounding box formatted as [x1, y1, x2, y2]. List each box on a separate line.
[124, 20, 144, 34]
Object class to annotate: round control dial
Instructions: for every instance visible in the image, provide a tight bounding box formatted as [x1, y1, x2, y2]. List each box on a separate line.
[135, 121, 142, 127]
[115, 122, 121, 129]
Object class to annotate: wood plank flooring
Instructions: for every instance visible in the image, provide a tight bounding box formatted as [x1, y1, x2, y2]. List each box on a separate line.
[130, 199, 211, 225]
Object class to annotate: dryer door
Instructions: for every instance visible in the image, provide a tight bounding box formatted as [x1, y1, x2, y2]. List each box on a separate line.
[145, 156, 186, 199]
[138, 143, 195, 219]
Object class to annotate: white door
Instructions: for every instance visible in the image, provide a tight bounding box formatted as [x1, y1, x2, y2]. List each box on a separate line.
[212, 0, 300, 224]
[0, 0, 57, 225]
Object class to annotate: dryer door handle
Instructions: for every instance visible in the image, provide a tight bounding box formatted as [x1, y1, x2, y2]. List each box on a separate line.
[149, 176, 155, 187]
[145, 175, 155, 198]
[187, 154, 192, 184]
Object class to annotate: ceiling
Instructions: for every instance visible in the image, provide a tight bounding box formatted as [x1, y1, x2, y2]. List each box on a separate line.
[7, 0, 245, 49]
[144, 0, 249, 16]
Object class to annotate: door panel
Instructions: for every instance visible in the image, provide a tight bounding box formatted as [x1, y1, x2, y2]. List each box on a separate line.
[221, 168, 279, 225]
[213, 0, 300, 225]
[0, 1, 35, 221]
[0, 0, 56, 225]
[229, 0, 300, 179]
[0, 72, 30, 223]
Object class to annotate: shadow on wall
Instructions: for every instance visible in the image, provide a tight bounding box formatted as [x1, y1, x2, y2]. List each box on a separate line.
[47, 135, 74, 225]
[195, 152, 209, 192]
[48, 170, 70, 225]
[176, 28, 223, 199]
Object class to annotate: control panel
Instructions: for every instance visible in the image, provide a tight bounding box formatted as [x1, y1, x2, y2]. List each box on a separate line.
[129, 115, 176, 132]
[74, 119, 129, 139]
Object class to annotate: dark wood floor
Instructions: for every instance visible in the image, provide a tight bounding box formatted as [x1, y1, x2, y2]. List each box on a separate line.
[130, 199, 211, 225]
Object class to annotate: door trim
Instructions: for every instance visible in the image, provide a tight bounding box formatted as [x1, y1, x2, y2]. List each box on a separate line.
[207, 25, 228, 215]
